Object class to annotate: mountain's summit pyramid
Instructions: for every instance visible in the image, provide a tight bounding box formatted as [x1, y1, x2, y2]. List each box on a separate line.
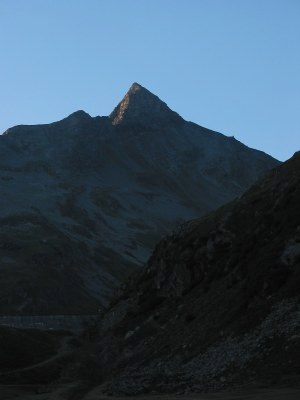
[109, 82, 182, 127]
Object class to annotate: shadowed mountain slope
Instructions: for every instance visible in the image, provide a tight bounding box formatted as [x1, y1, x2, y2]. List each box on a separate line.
[0, 83, 279, 313]
[96, 152, 300, 395]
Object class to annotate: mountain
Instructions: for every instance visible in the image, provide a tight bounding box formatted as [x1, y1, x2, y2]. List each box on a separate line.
[0, 83, 279, 314]
[96, 152, 300, 395]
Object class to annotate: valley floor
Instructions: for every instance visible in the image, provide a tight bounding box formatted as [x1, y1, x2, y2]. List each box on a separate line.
[1, 383, 300, 400]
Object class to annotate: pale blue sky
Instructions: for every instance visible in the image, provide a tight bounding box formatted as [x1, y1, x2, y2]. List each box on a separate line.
[0, 0, 299, 161]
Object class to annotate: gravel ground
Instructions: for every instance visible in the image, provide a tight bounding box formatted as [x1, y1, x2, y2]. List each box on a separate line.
[1, 384, 300, 400]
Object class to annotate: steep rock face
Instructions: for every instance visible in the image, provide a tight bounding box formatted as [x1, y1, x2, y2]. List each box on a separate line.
[109, 83, 182, 127]
[96, 153, 300, 395]
[0, 83, 279, 313]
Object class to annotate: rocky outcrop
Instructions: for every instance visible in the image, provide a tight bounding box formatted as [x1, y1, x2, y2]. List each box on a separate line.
[95, 152, 300, 394]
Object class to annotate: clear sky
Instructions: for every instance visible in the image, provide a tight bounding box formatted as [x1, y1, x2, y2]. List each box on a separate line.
[0, 0, 299, 161]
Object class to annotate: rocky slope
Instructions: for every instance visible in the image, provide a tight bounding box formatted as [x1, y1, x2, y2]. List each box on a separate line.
[0, 83, 278, 313]
[96, 152, 300, 395]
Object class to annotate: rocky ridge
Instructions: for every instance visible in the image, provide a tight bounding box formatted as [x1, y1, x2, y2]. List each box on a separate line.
[95, 152, 300, 395]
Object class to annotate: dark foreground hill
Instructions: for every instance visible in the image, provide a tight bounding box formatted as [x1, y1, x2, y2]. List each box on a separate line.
[0, 83, 278, 313]
[95, 152, 300, 395]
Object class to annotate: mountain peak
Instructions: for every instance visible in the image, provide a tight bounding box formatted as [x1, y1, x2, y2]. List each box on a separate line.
[109, 83, 183, 127]
[127, 82, 145, 94]
[66, 110, 92, 120]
